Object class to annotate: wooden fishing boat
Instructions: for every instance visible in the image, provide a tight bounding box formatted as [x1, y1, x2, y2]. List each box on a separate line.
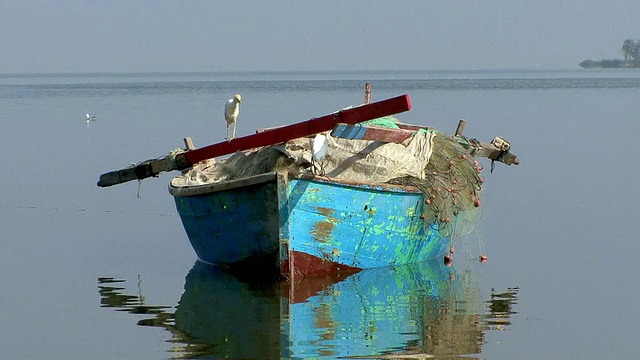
[98, 91, 519, 281]
[169, 171, 450, 281]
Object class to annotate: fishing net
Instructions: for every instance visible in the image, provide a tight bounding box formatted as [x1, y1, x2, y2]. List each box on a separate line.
[387, 133, 484, 238]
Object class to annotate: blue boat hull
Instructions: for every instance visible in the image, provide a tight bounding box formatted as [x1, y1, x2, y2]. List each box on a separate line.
[170, 172, 450, 279]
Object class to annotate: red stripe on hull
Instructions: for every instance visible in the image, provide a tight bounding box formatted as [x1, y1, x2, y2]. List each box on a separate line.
[281, 250, 362, 282]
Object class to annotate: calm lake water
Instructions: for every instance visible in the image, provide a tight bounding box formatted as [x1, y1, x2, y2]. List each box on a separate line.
[1, 69, 640, 359]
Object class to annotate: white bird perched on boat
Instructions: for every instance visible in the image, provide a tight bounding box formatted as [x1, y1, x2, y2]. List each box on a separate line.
[224, 94, 242, 141]
[86, 113, 96, 123]
[312, 133, 329, 175]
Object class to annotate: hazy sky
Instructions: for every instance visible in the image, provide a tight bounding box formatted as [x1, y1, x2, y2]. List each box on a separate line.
[2, 0, 639, 73]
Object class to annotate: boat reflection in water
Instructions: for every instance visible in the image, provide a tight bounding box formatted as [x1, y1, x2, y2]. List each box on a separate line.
[98, 259, 519, 359]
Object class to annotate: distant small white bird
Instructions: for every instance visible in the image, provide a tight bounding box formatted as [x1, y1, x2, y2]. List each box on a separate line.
[224, 94, 242, 141]
[312, 134, 329, 175]
[86, 113, 96, 123]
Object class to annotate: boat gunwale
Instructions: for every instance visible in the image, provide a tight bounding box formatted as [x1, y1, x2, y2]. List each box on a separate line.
[168, 172, 279, 197]
[169, 171, 421, 197]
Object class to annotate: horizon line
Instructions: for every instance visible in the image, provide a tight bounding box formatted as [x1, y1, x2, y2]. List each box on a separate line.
[0, 68, 584, 77]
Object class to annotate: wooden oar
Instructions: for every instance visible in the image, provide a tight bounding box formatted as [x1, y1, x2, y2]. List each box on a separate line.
[97, 94, 412, 187]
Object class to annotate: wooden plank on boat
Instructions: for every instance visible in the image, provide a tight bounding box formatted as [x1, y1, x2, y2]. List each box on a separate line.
[98, 94, 412, 187]
[396, 123, 434, 131]
[178, 94, 412, 167]
[454, 119, 467, 136]
[168, 172, 279, 197]
[330, 123, 417, 144]
[97, 156, 176, 188]
[470, 141, 520, 165]
[462, 136, 519, 166]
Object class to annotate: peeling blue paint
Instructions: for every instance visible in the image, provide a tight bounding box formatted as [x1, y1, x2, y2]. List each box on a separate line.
[174, 173, 450, 274]
[288, 177, 449, 269]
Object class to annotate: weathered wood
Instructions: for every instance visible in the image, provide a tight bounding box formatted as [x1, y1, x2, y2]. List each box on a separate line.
[364, 82, 371, 104]
[172, 172, 450, 279]
[455, 119, 466, 136]
[467, 139, 520, 166]
[183, 136, 195, 150]
[98, 94, 412, 187]
[330, 123, 416, 144]
[396, 123, 434, 131]
[169, 172, 278, 197]
[98, 156, 178, 187]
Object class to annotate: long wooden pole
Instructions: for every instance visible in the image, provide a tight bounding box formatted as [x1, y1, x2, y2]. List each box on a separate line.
[364, 82, 371, 104]
[176, 94, 411, 168]
[98, 94, 412, 187]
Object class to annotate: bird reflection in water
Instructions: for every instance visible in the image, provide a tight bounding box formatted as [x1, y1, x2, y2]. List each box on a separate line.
[97, 275, 173, 326]
[98, 275, 212, 357]
[97, 261, 519, 359]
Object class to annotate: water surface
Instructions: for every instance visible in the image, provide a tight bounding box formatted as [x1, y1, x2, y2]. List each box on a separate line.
[1, 70, 639, 359]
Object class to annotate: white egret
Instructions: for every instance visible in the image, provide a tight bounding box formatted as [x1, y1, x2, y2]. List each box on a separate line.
[312, 134, 329, 175]
[86, 113, 96, 123]
[224, 94, 242, 141]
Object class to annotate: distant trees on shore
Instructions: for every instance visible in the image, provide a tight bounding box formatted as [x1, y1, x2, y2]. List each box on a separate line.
[621, 39, 639, 61]
[579, 38, 640, 68]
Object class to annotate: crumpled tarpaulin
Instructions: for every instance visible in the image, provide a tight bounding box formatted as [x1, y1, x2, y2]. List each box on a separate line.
[170, 129, 436, 187]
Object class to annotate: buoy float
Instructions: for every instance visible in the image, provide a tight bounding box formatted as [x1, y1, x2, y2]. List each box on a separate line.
[479, 255, 488, 262]
[444, 255, 453, 266]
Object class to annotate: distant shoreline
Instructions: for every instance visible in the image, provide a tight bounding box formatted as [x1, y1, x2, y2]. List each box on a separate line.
[579, 59, 640, 69]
